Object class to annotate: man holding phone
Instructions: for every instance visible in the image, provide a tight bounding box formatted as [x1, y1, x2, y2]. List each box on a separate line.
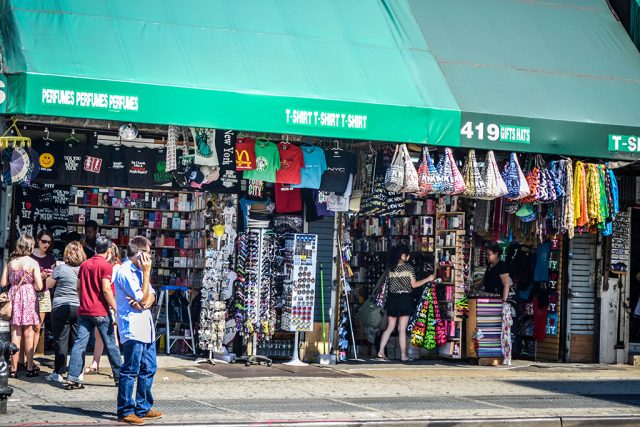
[113, 236, 161, 425]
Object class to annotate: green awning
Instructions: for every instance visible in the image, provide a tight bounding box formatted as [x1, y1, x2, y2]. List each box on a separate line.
[0, 0, 461, 145]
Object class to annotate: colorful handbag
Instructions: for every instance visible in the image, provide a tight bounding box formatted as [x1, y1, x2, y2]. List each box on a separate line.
[481, 150, 508, 199]
[462, 149, 487, 198]
[384, 145, 405, 192]
[414, 146, 432, 196]
[425, 149, 444, 194]
[502, 152, 529, 200]
[401, 144, 420, 193]
[438, 148, 465, 195]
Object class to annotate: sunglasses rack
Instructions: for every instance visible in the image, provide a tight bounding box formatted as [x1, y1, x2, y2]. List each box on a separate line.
[198, 248, 229, 360]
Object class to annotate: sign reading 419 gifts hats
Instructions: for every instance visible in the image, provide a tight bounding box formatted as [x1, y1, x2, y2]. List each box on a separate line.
[203, 130, 240, 194]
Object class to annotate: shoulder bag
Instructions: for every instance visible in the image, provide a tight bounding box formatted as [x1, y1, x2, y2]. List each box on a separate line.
[384, 145, 404, 192]
[0, 265, 31, 321]
[401, 144, 420, 193]
[357, 270, 389, 329]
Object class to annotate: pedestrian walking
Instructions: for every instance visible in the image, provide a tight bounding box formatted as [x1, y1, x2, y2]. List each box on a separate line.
[114, 236, 161, 425]
[1, 235, 44, 378]
[44, 241, 86, 383]
[65, 236, 121, 390]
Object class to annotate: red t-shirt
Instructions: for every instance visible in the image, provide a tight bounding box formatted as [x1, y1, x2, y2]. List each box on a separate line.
[235, 138, 257, 171]
[276, 143, 304, 184]
[77, 255, 113, 316]
[275, 183, 302, 213]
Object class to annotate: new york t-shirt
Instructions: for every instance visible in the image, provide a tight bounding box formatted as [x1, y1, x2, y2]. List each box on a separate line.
[124, 148, 155, 189]
[108, 146, 128, 187]
[243, 141, 280, 183]
[58, 142, 87, 185]
[319, 150, 356, 195]
[31, 139, 63, 183]
[235, 138, 257, 171]
[83, 145, 111, 187]
[292, 145, 327, 189]
[275, 143, 304, 185]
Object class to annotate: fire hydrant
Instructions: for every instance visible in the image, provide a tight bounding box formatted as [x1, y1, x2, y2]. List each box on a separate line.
[0, 319, 17, 414]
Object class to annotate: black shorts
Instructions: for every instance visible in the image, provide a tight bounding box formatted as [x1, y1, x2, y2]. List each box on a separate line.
[385, 293, 414, 318]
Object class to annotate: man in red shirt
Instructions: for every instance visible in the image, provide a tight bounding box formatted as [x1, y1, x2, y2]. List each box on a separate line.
[65, 236, 122, 389]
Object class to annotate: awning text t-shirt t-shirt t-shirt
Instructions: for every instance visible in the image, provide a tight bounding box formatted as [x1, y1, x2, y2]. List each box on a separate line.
[292, 144, 327, 189]
[235, 138, 257, 171]
[243, 140, 280, 183]
[319, 150, 356, 195]
[124, 148, 155, 189]
[83, 144, 112, 187]
[59, 142, 87, 185]
[275, 143, 304, 185]
[31, 139, 63, 183]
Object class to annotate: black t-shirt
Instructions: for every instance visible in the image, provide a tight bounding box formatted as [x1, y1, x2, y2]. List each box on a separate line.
[319, 151, 356, 195]
[124, 148, 155, 189]
[203, 129, 240, 194]
[483, 260, 510, 295]
[108, 146, 128, 187]
[152, 148, 174, 187]
[58, 142, 87, 185]
[83, 145, 111, 187]
[375, 146, 394, 175]
[31, 139, 63, 183]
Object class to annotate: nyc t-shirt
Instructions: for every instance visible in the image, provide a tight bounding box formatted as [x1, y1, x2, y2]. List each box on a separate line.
[204, 130, 240, 194]
[292, 145, 327, 189]
[77, 255, 113, 316]
[235, 138, 257, 171]
[58, 142, 87, 185]
[275, 143, 304, 185]
[108, 146, 128, 187]
[125, 148, 155, 189]
[152, 149, 174, 187]
[31, 139, 63, 183]
[243, 141, 280, 183]
[275, 184, 302, 213]
[83, 145, 111, 187]
[319, 150, 356, 195]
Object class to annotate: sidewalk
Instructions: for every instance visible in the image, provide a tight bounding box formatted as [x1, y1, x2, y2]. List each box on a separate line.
[3, 355, 640, 426]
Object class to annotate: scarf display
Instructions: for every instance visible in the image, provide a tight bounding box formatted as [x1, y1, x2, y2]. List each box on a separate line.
[501, 302, 513, 365]
[408, 282, 446, 350]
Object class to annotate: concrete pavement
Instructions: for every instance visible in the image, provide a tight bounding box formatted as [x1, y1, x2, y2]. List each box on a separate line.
[2, 355, 640, 426]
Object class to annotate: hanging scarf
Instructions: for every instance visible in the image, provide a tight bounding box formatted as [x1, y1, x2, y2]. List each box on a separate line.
[574, 162, 588, 228]
[608, 168, 619, 218]
[597, 165, 609, 230]
[501, 302, 513, 365]
[564, 160, 575, 239]
[586, 164, 602, 228]
[431, 283, 447, 346]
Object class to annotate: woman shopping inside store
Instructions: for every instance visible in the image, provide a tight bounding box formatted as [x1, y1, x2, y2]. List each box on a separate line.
[377, 244, 435, 362]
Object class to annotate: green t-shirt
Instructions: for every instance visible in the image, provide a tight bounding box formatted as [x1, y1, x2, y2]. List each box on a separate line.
[243, 141, 280, 183]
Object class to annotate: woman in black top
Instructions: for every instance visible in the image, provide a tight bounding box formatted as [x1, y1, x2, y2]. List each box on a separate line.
[481, 242, 510, 303]
[377, 245, 434, 361]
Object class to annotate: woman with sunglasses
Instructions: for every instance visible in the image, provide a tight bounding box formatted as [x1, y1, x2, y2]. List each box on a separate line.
[21, 230, 56, 373]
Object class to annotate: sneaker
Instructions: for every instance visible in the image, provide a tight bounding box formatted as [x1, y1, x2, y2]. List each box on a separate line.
[45, 373, 63, 383]
[118, 414, 145, 425]
[142, 410, 162, 420]
[78, 373, 84, 382]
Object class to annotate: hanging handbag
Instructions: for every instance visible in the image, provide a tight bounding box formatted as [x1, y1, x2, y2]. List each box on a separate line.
[462, 149, 487, 198]
[502, 152, 529, 200]
[520, 157, 540, 204]
[384, 145, 405, 192]
[401, 144, 420, 193]
[481, 150, 508, 199]
[357, 270, 389, 329]
[446, 148, 466, 195]
[0, 267, 31, 321]
[413, 146, 432, 196]
[425, 149, 444, 195]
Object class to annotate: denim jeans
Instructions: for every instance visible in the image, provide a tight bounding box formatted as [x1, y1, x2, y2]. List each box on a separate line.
[117, 340, 157, 418]
[67, 315, 121, 383]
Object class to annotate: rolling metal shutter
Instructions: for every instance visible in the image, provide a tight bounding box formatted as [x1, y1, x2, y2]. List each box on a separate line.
[312, 216, 334, 323]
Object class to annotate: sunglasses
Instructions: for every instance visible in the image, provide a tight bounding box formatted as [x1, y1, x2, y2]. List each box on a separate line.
[40, 240, 52, 245]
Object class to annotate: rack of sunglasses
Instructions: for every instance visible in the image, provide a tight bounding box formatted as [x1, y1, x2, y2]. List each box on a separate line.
[198, 248, 230, 356]
[281, 234, 318, 332]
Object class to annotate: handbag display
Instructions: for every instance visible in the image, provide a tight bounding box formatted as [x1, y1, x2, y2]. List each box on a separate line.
[401, 144, 420, 193]
[502, 152, 530, 200]
[481, 150, 508, 199]
[425, 149, 444, 195]
[414, 146, 432, 197]
[440, 148, 466, 195]
[461, 149, 487, 199]
[0, 267, 31, 321]
[384, 145, 404, 192]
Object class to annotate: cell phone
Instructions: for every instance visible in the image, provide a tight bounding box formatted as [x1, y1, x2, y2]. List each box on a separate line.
[43, 269, 53, 274]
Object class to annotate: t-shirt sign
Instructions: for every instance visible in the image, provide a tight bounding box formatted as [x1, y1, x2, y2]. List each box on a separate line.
[292, 144, 327, 189]
[108, 146, 128, 187]
[235, 138, 256, 171]
[243, 140, 280, 183]
[204, 129, 240, 194]
[31, 139, 63, 183]
[59, 142, 87, 185]
[83, 145, 111, 187]
[319, 150, 356, 195]
[276, 143, 304, 185]
[125, 148, 154, 189]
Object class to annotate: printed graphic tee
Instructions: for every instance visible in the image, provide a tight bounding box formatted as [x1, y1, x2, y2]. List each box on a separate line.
[235, 137, 257, 171]
[275, 183, 302, 213]
[292, 145, 327, 189]
[319, 150, 356, 195]
[108, 146, 128, 187]
[152, 148, 174, 187]
[124, 148, 155, 189]
[243, 141, 280, 183]
[83, 144, 111, 187]
[58, 142, 87, 185]
[275, 143, 304, 185]
[204, 129, 240, 194]
[31, 139, 63, 183]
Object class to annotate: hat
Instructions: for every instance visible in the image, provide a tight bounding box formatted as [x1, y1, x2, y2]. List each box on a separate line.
[11, 146, 32, 185]
[515, 203, 534, 218]
[188, 163, 206, 184]
[249, 202, 268, 214]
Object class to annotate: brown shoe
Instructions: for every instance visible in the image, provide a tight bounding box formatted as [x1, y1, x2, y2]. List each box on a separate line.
[117, 414, 145, 425]
[142, 410, 162, 420]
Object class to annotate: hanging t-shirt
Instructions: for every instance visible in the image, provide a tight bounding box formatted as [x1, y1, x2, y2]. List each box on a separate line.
[31, 139, 63, 183]
[327, 174, 353, 212]
[203, 130, 240, 194]
[190, 128, 219, 166]
[275, 143, 304, 185]
[152, 148, 174, 187]
[534, 241, 551, 282]
[124, 148, 155, 189]
[58, 142, 87, 185]
[108, 146, 128, 187]
[235, 138, 256, 171]
[292, 144, 326, 189]
[319, 150, 356, 195]
[83, 144, 111, 187]
[243, 141, 280, 183]
[275, 184, 302, 213]
[375, 146, 395, 175]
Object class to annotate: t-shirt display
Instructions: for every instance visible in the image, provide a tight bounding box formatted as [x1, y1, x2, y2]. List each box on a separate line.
[319, 150, 356, 195]
[83, 144, 111, 187]
[292, 144, 326, 189]
[235, 137, 257, 171]
[190, 128, 219, 166]
[326, 173, 353, 212]
[51, 264, 80, 310]
[31, 139, 63, 183]
[58, 142, 87, 185]
[275, 184, 302, 213]
[77, 255, 113, 316]
[243, 140, 280, 183]
[204, 129, 240, 194]
[275, 143, 304, 185]
[152, 148, 174, 187]
[108, 146, 128, 187]
[124, 148, 155, 189]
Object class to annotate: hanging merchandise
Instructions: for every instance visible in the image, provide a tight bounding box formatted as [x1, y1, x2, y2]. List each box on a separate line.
[437, 148, 466, 195]
[204, 130, 241, 194]
[573, 161, 588, 228]
[481, 150, 508, 199]
[281, 234, 318, 332]
[199, 248, 229, 354]
[83, 143, 112, 187]
[166, 125, 178, 172]
[520, 156, 540, 204]
[292, 144, 327, 190]
[235, 137, 257, 171]
[408, 281, 446, 350]
[425, 148, 444, 195]
[502, 152, 530, 200]
[564, 160, 575, 239]
[501, 302, 513, 365]
[233, 233, 249, 331]
[461, 149, 487, 199]
[319, 146, 356, 195]
[400, 144, 420, 193]
[243, 139, 281, 183]
[414, 146, 432, 196]
[190, 128, 219, 167]
[384, 144, 404, 192]
[276, 142, 304, 185]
